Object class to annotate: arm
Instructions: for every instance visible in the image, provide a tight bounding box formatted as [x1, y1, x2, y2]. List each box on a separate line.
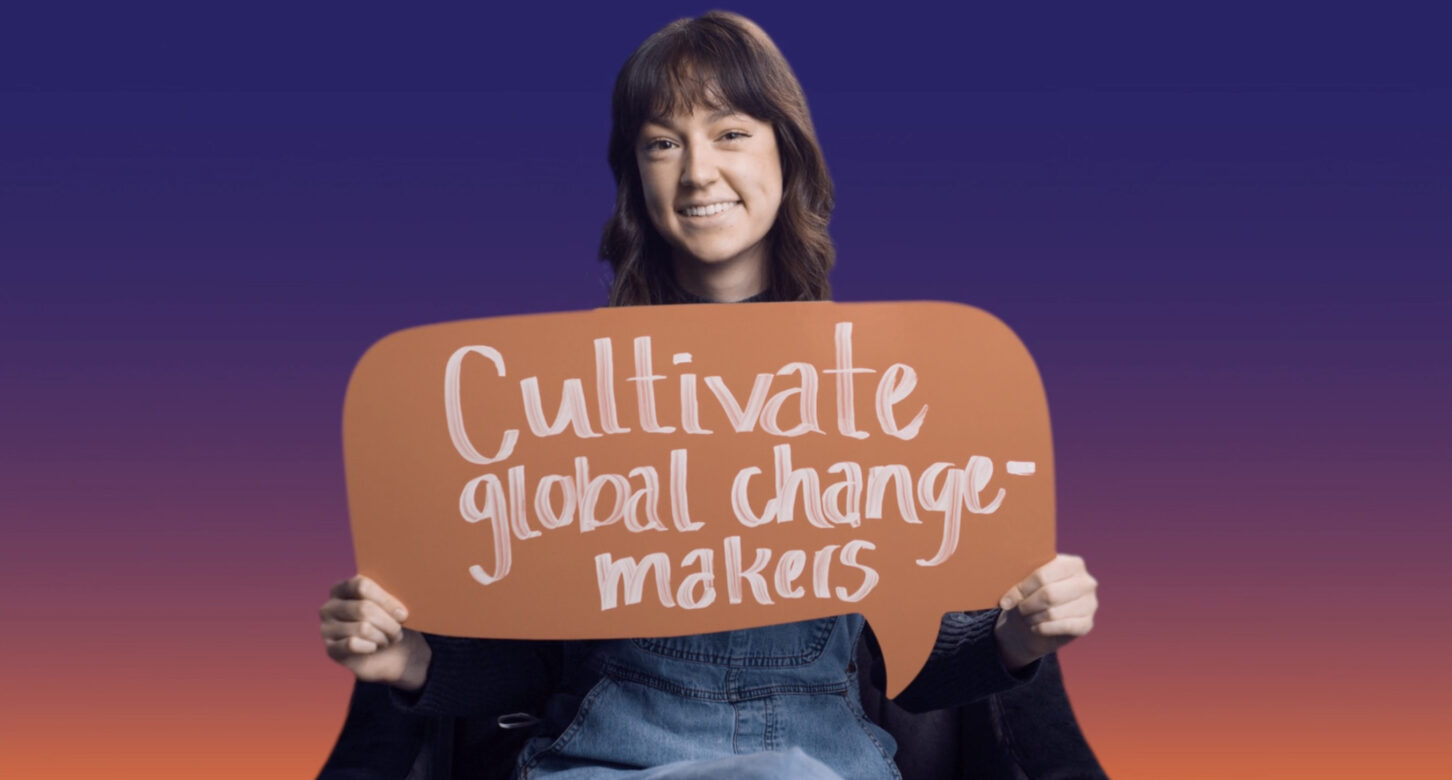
[881, 553, 1099, 713]
[320, 575, 561, 719]
[389, 633, 561, 719]
[872, 609, 1041, 713]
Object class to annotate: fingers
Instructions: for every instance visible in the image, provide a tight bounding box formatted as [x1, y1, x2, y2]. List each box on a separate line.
[319, 576, 409, 659]
[1006, 563, 1051, 605]
[321, 618, 393, 648]
[1017, 574, 1098, 617]
[324, 636, 379, 660]
[998, 583, 1027, 611]
[1000, 553, 1098, 649]
[1015, 554, 1085, 593]
[1029, 615, 1094, 639]
[1023, 591, 1098, 627]
[328, 575, 410, 622]
[321, 593, 405, 634]
[994, 555, 1098, 668]
[319, 576, 422, 685]
[1005, 555, 1093, 606]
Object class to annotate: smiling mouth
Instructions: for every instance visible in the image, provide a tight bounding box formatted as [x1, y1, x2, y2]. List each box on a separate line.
[678, 201, 741, 217]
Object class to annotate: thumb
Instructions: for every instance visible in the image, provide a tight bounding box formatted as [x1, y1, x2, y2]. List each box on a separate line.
[999, 584, 1025, 611]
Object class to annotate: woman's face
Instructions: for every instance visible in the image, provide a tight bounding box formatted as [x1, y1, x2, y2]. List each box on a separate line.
[636, 104, 783, 280]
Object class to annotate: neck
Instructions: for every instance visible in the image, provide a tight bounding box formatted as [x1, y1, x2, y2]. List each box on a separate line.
[672, 248, 768, 303]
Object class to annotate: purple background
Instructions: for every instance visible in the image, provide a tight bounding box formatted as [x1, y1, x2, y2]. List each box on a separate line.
[2, 2, 1448, 776]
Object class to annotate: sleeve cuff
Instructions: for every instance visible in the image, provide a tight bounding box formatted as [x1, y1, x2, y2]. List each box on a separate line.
[888, 609, 1041, 712]
[390, 633, 559, 719]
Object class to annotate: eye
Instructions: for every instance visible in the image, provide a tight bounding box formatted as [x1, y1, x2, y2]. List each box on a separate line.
[721, 130, 750, 142]
[643, 138, 678, 153]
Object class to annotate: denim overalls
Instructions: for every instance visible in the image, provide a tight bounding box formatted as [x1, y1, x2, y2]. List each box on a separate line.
[514, 614, 900, 779]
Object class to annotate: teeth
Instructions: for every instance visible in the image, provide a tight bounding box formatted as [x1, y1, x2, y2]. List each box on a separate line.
[680, 201, 738, 217]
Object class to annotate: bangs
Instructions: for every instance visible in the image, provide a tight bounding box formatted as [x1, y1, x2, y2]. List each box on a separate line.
[619, 19, 779, 128]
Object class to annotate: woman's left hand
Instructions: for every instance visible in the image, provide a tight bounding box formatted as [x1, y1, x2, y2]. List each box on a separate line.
[993, 553, 1098, 671]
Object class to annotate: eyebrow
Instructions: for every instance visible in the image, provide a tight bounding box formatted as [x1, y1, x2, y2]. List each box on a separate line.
[644, 108, 745, 132]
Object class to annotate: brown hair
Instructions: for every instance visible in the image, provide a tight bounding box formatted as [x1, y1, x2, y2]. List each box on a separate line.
[599, 11, 835, 306]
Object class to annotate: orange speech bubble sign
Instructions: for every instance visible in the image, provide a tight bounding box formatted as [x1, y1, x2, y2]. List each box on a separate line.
[343, 301, 1053, 697]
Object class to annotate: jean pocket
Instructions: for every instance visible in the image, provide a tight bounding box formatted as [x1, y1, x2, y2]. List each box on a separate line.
[516, 675, 618, 777]
[835, 694, 903, 779]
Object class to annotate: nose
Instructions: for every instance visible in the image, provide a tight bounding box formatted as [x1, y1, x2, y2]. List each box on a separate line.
[679, 144, 720, 189]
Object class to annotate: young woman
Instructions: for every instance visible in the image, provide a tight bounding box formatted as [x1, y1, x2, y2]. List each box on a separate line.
[319, 12, 1099, 779]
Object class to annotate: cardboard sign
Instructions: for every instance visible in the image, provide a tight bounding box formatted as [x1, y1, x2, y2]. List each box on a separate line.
[343, 301, 1054, 696]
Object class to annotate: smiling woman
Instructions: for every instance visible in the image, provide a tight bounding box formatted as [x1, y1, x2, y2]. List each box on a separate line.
[599, 12, 835, 306]
[319, 10, 1103, 780]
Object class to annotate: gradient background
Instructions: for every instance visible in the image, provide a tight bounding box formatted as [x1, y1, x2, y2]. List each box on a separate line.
[2, 2, 1447, 777]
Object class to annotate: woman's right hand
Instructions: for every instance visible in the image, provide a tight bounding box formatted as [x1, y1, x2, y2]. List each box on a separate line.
[319, 575, 432, 691]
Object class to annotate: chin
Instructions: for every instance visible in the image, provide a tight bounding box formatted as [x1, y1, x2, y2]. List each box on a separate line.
[691, 251, 744, 265]
[675, 244, 742, 266]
